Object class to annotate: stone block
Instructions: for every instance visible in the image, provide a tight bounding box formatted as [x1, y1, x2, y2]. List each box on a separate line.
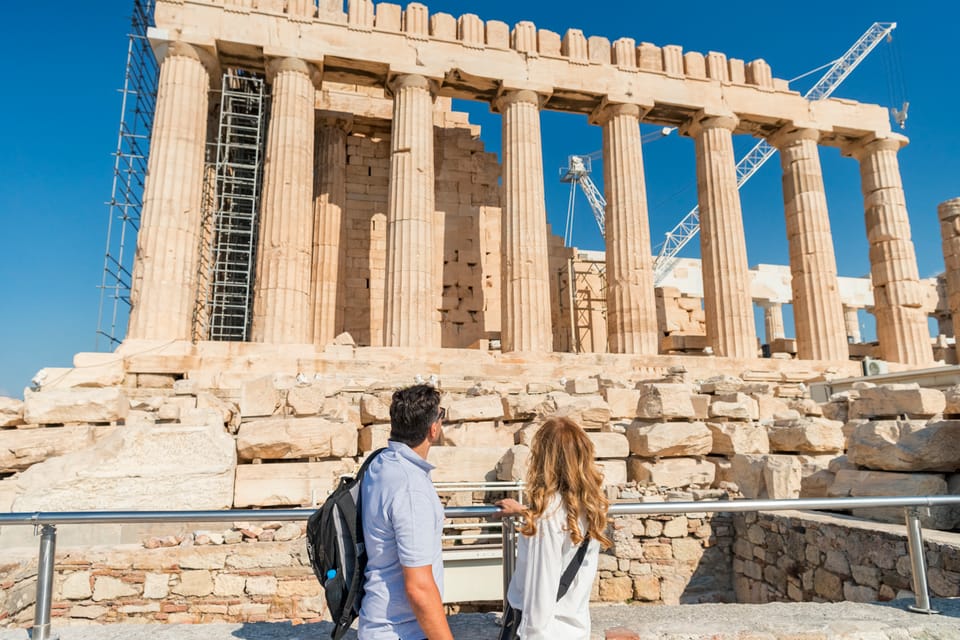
[0, 425, 115, 474]
[699, 375, 743, 394]
[61, 571, 92, 600]
[707, 422, 769, 455]
[588, 432, 629, 458]
[359, 424, 391, 452]
[236, 417, 358, 461]
[214, 574, 246, 597]
[729, 454, 766, 498]
[173, 570, 214, 597]
[850, 384, 946, 418]
[496, 444, 530, 481]
[548, 393, 611, 429]
[944, 384, 960, 415]
[92, 576, 138, 601]
[635, 384, 695, 420]
[23, 388, 129, 425]
[597, 459, 627, 486]
[245, 576, 278, 596]
[428, 446, 505, 482]
[35, 360, 125, 390]
[446, 395, 505, 422]
[239, 376, 281, 418]
[143, 573, 169, 599]
[690, 394, 711, 420]
[566, 377, 599, 395]
[442, 421, 514, 448]
[502, 393, 554, 421]
[768, 417, 844, 454]
[625, 421, 711, 457]
[756, 394, 790, 421]
[632, 574, 660, 601]
[598, 576, 632, 602]
[762, 455, 802, 499]
[360, 394, 391, 424]
[234, 459, 354, 508]
[12, 422, 236, 511]
[602, 388, 641, 419]
[829, 468, 959, 529]
[709, 393, 759, 420]
[0, 397, 24, 427]
[847, 419, 960, 472]
[627, 457, 715, 488]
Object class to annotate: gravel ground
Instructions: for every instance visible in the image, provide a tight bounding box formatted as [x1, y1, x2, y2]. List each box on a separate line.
[1, 600, 958, 639]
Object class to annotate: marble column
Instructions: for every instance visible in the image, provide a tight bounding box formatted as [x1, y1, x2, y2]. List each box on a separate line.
[937, 198, 960, 347]
[312, 117, 349, 346]
[382, 74, 439, 347]
[847, 137, 932, 365]
[497, 89, 553, 352]
[251, 58, 319, 344]
[760, 301, 785, 343]
[684, 114, 756, 358]
[770, 127, 848, 361]
[128, 42, 213, 341]
[595, 103, 659, 354]
[843, 306, 862, 343]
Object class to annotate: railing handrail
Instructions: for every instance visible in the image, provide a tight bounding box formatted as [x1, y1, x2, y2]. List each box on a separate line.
[3, 494, 960, 525]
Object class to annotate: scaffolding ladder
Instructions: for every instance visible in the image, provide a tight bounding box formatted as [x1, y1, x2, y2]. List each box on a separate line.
[95, 0, 158, 349]
[202, 72, 267, 342]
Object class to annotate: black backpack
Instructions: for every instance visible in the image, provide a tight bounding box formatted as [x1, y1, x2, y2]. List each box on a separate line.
[306, 448, 385, 640]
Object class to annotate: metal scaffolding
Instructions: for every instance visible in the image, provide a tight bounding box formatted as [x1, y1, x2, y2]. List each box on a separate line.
[95, 0, 158, 349]
[201, 71, 267, 342]
[559, 256, 607, 353]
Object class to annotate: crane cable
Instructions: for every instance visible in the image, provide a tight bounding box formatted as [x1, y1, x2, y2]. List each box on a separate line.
[883, 32, 909, 128]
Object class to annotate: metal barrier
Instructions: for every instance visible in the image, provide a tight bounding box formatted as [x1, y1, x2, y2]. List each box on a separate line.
[3, 494, 959, 639]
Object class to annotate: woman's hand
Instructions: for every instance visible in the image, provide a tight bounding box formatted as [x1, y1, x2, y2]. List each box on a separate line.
[494, 498, 526, 518]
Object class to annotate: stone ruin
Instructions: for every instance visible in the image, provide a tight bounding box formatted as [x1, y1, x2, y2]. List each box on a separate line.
[2, 0, 960, 629]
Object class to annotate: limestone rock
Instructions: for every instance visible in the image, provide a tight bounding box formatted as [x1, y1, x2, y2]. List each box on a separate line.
[333, 332, 356, 346]
[708, 393, 759, 421]
[446, 395, 505, 422]
[35, 359, 125, 390]
[944, 385, 960, 415]
[236, 417, 358, 461]
[690, 394, 711, 420]
[699, 375, 743, 394]
[234, 459, 355, 508]
[513, 422, 541, 446]
[729, 454, 766, 498]
[597, 459, 627, 486]
[847, 419, 960, 472]
[442, 421, 514, 448]
[767, 417, 844, 454]
[850, 384, 946, 419]
[635, 384, 695, 420]
[798, 454, 837, 498]
[548, 393, 611, 429]
[588, 432, 629, 458]
[360, 394, 391, 425]
[603, 388, 641, 419]
[762, 455, 802, 499]
[755, 394, 790, 421]
[627, 457, 715, 488]
[829, 468, 959, 529]
[23, 388, 129, 425]
[0, 425, 115, 473]
[625, 421, 711, 457]
[427, 446, 506, 482]
[12, 422, 236, 511]
[359, 424, 390, 452]
[565, 377, 599, 395]
[707, 422, 769, 455]
[0, 397, 24, 427]
[239, 376, 281, 418]
[501, 394, 555, 421]
[497, 445, 530, 481]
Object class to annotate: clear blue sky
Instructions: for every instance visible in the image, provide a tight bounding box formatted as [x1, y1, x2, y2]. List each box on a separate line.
[0, 1, 957, 398]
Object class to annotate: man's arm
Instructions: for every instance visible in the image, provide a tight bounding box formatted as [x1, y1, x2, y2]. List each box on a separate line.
[402, 564, 454, 640]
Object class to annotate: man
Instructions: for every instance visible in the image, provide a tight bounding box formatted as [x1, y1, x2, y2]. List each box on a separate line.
[359, 384, 453, 640]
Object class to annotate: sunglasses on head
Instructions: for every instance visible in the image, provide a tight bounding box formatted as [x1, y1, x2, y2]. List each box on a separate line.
[436, 407, 446, 423]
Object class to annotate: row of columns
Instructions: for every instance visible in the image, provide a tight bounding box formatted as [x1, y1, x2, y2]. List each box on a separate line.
[128, 41, 932, 365]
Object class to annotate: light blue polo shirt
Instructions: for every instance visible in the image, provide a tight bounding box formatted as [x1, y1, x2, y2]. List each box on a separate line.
[358, 440, 444, 640]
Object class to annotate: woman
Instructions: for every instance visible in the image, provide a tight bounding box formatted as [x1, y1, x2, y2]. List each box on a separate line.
[497, 416, 612, 640]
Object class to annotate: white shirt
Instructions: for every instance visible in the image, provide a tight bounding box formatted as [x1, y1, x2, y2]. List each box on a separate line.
[506, 495, 599, 640]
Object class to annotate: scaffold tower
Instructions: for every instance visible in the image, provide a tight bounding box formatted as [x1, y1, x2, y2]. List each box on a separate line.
[95, 0, 158, 349]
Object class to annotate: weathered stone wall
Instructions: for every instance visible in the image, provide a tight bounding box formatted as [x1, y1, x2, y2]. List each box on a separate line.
[732, 510, 960, 604]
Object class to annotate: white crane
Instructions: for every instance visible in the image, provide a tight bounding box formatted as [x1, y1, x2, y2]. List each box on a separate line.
[652, 22, 899, 284]
[560, 127, 674, 246]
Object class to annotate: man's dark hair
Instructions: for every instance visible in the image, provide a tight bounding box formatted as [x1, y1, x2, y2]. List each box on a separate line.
[389, 384, 441, 447]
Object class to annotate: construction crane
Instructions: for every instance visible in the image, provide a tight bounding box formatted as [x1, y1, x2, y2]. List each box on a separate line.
[560, 127, 674, 246]
[652, 22, 898, 284]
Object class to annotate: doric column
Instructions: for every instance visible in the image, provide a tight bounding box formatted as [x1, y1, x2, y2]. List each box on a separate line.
[496, 90, 553, 352]
[312, 116, 350, 346]
[594, 103, 659, 354]
[251, 58, 319, 344]
[937, 198, 960, 347]
[843, 306, 862, 343]
[846, 136, 932, 365]
[128, 42, 214, 341]
[769, 127, 848, 361]
[759, 301, 785, 343]
[382, 74, 439, 347]
[682, 113, 756, 358]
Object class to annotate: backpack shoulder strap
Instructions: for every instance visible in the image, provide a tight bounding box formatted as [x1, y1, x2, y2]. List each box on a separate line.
[556, 537, 590, 601]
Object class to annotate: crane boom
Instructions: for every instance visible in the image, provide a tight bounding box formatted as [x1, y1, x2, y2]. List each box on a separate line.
[651, 22, 897, 284]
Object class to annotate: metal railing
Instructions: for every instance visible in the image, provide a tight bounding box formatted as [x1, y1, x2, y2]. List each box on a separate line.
[3, 495, 958, 639]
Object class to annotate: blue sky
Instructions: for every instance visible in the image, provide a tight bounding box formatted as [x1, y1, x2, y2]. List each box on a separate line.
[0, 1, 957, 398]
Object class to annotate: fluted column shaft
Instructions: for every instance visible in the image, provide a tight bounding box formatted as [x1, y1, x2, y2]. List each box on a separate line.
[771, 128, 848, 361]
[598, 104, 659, 354]
[251, 58, 318, 344]
[312, 119, 348, 346]
[760, 302, 785, 343]
[383, 74, 439, 347]
[687, 115, 756, 358]
[937, 198, 960, 348]
[850, 138, 931, 364]
[498, 90, 553, 352]
[843, 306, 862, 343]
[128, 43, 211, 341]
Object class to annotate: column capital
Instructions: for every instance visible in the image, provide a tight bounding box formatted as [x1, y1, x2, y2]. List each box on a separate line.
[679, 110, 739, 138]
[385, 72, 439, 97]
[492, 88, 548, 113]
[589, 100, 649, 126]
[156, 41, 220, 81]
[316, 111, 354, 133]
[266, 57, 323, 87]
[841, 132, 908, 160]
[938, 197, 960, 222]
[767, 125, 820, 149]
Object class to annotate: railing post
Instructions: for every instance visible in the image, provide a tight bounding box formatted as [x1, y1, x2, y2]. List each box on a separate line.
[904, 507, 939, 614]
[501, 517, 516, 612]
[33, 523, 59, 640]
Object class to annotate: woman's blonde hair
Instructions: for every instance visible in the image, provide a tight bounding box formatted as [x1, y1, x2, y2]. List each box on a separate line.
[519, 417, 612, 548]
